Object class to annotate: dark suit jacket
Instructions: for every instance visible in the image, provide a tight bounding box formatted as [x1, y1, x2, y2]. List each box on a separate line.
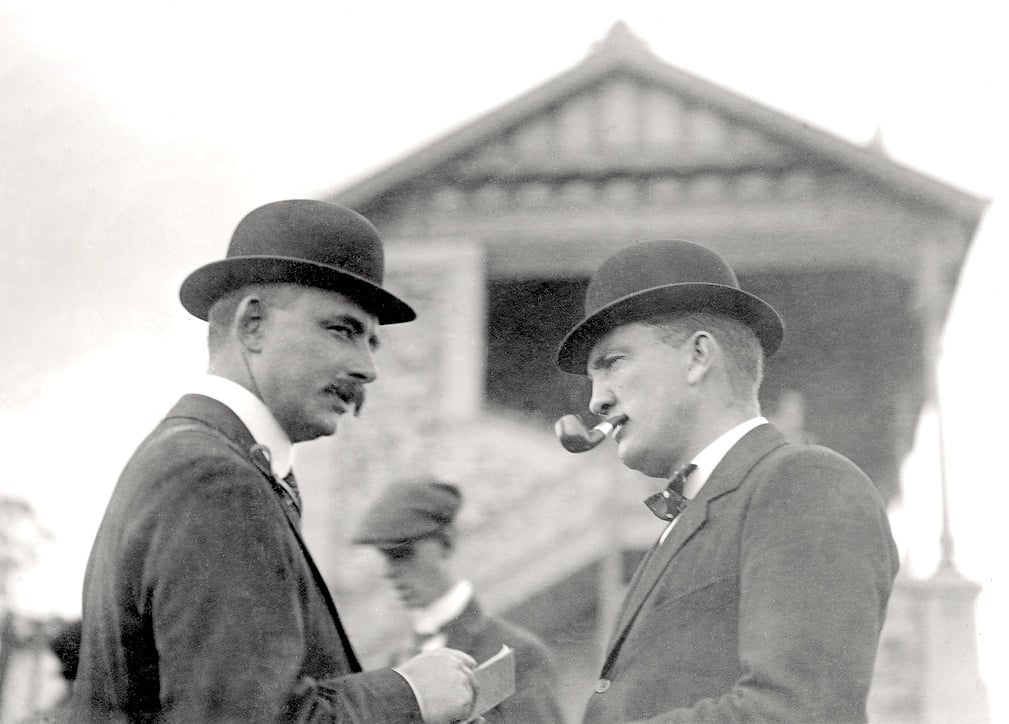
[72, 394, 421, 723]
[404, 598, 563, 724]
[583, 424, 899, 724]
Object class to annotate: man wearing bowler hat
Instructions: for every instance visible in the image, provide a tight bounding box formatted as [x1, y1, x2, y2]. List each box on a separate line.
[557, 240, 898, 723]
[73, 200, 478, 723]
[353, 479, 564, 724]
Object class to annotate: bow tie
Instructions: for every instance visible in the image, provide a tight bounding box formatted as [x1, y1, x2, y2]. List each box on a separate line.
[644, 464, 697, 521]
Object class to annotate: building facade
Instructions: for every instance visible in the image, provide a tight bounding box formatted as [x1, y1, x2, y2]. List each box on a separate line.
[294, 23, 987, 723]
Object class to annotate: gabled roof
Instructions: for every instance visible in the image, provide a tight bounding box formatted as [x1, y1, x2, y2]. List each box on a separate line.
[330, 22, 986, 230]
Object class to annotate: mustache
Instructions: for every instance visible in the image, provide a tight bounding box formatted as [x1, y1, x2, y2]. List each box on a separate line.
[327, 380, 366, 416]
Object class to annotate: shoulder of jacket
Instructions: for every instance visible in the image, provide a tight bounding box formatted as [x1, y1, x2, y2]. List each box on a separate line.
[142, 420, 245, 460]
[759, 441, 866, 476]
[744, 441, 877, 509]
[129, 420, 267, 494]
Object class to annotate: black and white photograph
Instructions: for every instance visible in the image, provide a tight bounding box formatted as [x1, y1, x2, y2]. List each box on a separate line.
[1, 1, 1003, 722]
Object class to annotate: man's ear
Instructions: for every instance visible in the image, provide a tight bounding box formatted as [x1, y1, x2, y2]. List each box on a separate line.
[685, 330, 715, 385]
[235, 296, 267, 352]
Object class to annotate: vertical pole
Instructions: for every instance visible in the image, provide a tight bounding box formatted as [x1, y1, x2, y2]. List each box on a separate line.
[914, 226, 989, 723]
[933, 370, 955, 571]
[918, 229, 956, 571]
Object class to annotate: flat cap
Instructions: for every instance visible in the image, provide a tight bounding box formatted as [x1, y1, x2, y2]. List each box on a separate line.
[352, 479, 462, 546]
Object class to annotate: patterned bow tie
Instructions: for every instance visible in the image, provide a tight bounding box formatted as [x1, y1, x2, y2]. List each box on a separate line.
[644, 464, 697, 521]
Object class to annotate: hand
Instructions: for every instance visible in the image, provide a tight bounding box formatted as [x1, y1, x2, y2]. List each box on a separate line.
[395, 648, 477, 724]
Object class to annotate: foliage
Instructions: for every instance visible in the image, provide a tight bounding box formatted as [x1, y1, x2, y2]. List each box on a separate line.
[0, 496, 41, 604]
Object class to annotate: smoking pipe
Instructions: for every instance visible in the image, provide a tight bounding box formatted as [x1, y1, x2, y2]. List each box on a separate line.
[554, 414, 628, 453]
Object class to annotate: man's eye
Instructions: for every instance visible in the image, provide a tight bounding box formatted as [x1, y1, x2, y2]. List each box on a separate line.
[329, 325, 353, 338]
[601, 355, 623, 369]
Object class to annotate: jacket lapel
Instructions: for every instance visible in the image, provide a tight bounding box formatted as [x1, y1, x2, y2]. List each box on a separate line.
[163, 394, 363, 669]
[609, 503, 708, 649]
[605, 424, 788, 662]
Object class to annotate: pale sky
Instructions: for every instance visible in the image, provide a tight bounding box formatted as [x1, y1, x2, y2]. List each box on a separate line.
[1, 0, 1005, 718]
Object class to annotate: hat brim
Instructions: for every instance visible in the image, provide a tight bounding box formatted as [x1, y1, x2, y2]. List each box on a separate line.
[179, 255, 416, 324]
[556, 283, 784, 374]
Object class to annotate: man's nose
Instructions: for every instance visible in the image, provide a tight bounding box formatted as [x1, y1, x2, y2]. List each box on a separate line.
[589, 379, 614, 417]
[348, 345, 378, 384]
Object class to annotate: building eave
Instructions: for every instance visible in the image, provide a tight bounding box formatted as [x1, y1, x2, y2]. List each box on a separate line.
[328, 24, 988, 234]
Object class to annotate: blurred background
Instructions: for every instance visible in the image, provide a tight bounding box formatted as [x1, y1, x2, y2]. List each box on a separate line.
[1, 1, 1004, 722]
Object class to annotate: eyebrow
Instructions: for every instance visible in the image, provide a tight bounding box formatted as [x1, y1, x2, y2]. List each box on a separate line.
[587, 349, 612, 372]
[332, 314, 381, 350]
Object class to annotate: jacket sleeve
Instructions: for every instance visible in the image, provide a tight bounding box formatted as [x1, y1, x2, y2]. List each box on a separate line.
[631, 447, 899, 724]
[142, 450, 421, 723]
[288, 671, 422, 724]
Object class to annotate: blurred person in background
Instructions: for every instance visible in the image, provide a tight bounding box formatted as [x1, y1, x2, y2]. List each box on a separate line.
[556, 239, 899, 723]
[354, 479, 564, 724]
[17, 619, 81, 724]
[72, 200, 477, 723]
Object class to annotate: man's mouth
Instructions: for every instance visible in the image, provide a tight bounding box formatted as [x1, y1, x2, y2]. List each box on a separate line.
[325, 381, 365, 415]
[614, 418, 628, 443]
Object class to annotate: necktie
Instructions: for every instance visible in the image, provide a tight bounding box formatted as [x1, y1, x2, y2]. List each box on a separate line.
[643, 463, 697, 521]
[249, 444, 301, 523]
[282, 470, 302, 517]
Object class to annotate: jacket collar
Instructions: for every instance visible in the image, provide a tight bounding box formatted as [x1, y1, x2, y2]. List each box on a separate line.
[188, 375, 294, 479]
[164, 393, 258, 451]
[692, 423, 787, 506]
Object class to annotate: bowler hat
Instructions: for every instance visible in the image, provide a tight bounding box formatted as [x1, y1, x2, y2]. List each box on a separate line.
[352, 479, 462, 546]
[179, 199, 415, 324]
[557, 239, 783, 374]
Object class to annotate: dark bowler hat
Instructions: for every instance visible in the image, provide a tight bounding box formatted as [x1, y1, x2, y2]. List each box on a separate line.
[352, 479, 462, 546]
[179, 199, 415, 324]
[557, 239, 784, 374]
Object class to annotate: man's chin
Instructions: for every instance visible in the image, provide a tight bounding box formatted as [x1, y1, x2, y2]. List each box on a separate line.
[318, 416, 341, 437]
[619, 445, 671, 479]
[291, 416, 341, 443]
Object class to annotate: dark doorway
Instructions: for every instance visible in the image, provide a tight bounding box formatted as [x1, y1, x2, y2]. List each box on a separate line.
[486, 278, 592, 424]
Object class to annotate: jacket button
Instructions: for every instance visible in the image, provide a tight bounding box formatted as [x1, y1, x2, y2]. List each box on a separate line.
[594, 678, 611, 693]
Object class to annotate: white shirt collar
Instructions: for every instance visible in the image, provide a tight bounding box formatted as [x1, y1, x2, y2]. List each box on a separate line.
[411, 580, 473, 636]
[657, 416, 767, 545]
[191, 374, 295, 479]
[683, 416, 768, 499]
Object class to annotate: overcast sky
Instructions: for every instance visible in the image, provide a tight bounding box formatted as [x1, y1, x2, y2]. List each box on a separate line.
[2, 0, 1005, 716]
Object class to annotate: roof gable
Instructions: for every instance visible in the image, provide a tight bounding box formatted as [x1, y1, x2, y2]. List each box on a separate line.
[445, 71, 795, 183]
[331, 22, 985, 229]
